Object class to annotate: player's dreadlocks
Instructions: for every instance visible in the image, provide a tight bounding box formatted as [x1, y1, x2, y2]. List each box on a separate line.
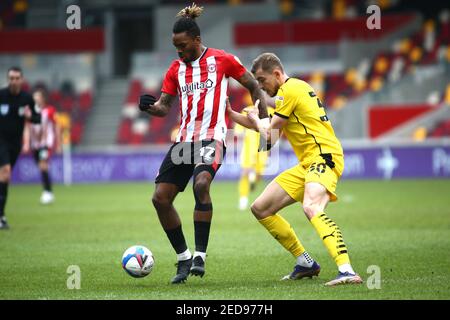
[173, 3, 204, 38]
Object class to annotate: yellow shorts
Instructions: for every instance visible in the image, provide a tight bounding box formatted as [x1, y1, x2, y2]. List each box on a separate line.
[274, 154, 344, 203]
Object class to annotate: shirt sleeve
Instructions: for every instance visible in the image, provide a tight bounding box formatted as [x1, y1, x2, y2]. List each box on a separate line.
[273, 87, 297, 119]
[161, 62, 178, 96]
[48, 106, 57, 123]
[224, 53, 246, 80]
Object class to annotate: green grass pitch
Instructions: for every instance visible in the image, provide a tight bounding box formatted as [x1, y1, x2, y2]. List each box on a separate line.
[1, 180, 449, 300]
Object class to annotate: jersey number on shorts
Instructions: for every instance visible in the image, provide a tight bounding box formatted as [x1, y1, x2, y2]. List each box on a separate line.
[309, 162, 326, 174]
[200, 146, 215, 163]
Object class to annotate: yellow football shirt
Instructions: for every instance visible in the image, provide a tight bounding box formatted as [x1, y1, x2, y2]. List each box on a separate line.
[274, 78, 343, 168]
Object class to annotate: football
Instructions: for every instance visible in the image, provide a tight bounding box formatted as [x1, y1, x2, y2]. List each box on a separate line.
[121, 245, 154, 278]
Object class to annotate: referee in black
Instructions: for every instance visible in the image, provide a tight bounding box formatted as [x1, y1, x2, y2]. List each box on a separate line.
[0, 67, 41, 230]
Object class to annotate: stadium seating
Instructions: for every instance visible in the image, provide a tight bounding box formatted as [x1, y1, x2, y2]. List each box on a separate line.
[0, 0, 27, 30]
[115, 11, 449, 145]
[429, 119, 450, 138]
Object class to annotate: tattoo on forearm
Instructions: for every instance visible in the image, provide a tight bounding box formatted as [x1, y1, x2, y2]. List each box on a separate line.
[160, 94, 174, 108]
[150, 93, 174, 116]
[240, 72, 268, 119]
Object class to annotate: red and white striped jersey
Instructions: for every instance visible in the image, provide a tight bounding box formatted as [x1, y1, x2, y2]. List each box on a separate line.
[30, 105, 57, 150]
[162, 47, 246, 143]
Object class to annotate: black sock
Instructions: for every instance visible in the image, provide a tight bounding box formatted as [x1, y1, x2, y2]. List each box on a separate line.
[41, 170, 52, 192]
[194, 220, 211, 253]
[164, 225, 188, 254]
[0, 182, 8, 218]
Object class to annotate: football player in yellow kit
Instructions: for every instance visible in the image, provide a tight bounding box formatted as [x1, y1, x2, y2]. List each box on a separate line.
[227, 53, 362, 286]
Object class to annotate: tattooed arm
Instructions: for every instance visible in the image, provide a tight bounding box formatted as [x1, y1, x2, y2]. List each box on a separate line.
[141, 93, 175, 117]
[237, 71, 268, 119]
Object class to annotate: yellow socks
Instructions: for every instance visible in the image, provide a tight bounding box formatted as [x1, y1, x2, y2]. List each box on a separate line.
[310, 213, 350, 266]
[238, 175, 250, 198]
[259, 214, 305, 257]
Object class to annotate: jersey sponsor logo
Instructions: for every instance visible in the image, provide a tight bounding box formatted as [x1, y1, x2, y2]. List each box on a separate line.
[0, 104, 9, 115]
[181, 79, 214, 95]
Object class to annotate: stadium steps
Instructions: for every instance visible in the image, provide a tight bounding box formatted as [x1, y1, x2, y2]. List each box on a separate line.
[82, 77, 129, 146]
[376, 103, 450, 141]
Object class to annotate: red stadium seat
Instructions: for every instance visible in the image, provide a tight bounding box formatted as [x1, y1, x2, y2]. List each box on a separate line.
[71, 122, 83, 144]
[60, 95, 75, 112]
[117, 119, 132, 144]
[49, 90, 62, 106]
[79, 91, 93, 112]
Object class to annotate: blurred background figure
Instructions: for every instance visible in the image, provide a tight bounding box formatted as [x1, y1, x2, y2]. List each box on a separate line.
[23, 88, 61, 204]
[0, 67, 39, 230]
[234, 94, 275, 211]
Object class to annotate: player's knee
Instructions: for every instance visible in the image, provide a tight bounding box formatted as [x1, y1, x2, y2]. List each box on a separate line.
[302, 202, 321, 220]
[193, 176, 210, 201]
[151, 191, 173, 210]
[0, 166, 11, 182]
[250, 201, 267, 219]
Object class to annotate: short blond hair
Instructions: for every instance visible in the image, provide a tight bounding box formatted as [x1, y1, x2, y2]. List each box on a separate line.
[251, 53, 284, 74]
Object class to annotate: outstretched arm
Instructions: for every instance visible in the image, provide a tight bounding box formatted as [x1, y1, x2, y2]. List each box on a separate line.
[226, 98, 259, 131]
[237, 71, 268, 119]
[139, 92, 175, 117]
[247, 108, 286, 148]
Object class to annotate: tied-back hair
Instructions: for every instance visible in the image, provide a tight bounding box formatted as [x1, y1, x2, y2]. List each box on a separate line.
[251, 53, 285, 74]
[173, 3, 204, 38]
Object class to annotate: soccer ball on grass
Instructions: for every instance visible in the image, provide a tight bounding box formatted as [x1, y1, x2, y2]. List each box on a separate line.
[122, 245, 154, 278]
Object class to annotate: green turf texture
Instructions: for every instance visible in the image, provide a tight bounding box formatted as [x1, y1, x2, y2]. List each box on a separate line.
[1, 180, 449, 300]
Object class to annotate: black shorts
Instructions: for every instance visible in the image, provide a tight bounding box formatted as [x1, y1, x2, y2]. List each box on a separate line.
[0, 135, 21, 168]
[155, 140, 226, 192]
[33, 147, 50, 163]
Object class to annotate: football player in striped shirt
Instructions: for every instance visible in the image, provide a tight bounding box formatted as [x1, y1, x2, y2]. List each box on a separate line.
[23, 88, 61, 205]
[138, 3, 268, 284]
